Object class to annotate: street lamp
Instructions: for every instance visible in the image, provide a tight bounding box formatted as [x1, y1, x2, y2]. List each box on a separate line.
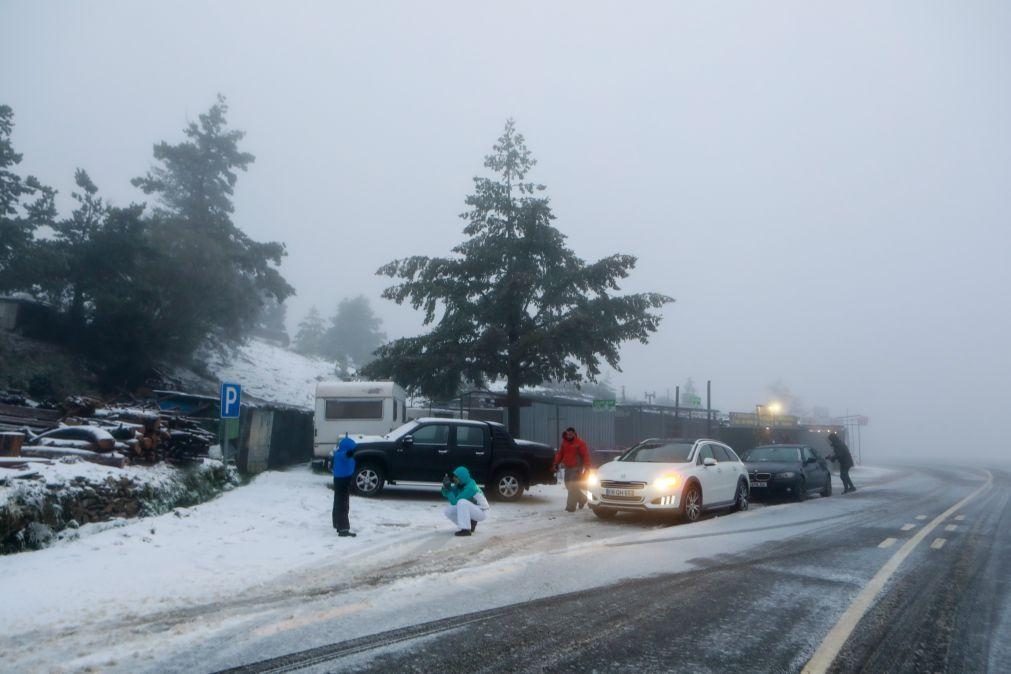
[768, 402, 782, 428]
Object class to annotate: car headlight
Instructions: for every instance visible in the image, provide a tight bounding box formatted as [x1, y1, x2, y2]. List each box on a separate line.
[653, 473, 681, 491]
[776, 471, 797, 479]
[586, 471, 599, 487]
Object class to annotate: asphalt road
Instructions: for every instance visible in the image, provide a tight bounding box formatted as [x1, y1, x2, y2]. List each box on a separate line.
[207, 463, 1009, 674]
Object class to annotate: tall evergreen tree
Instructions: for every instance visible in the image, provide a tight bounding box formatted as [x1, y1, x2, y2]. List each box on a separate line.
[35, 169, 107, 329]
[293, 306, 326, 356]
[364, 120, 673, 434]
[0, 105, 56, 292]
[131, 95, 293, 352]
[321, 295, 386, 368]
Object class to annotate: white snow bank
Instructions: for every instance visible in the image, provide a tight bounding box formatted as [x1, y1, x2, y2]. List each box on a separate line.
[174, 338, 337, 409]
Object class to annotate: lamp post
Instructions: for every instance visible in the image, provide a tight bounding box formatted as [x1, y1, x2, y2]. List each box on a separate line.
[768, 402, 782, 431]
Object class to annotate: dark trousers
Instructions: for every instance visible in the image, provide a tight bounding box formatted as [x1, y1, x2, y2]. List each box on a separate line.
[840, 466, 856, 491]
[332, 476, 351, 531]
[564, 467, 587, 510]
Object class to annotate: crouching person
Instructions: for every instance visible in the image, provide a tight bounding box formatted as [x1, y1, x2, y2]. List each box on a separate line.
[441, 466, 489, 537]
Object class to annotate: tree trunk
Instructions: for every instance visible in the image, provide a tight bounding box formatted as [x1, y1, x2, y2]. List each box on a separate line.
[506, 371, 521, 437]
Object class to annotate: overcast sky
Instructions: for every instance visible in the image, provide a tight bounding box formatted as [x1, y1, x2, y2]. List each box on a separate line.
[2, 1, 1009, 458]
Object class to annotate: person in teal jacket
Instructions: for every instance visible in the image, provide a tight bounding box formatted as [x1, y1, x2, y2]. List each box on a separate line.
[441, 466, 489, 537]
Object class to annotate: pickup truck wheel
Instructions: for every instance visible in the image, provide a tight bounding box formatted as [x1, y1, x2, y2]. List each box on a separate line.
[491, 470, 525, 501]
[353, 463, 385, 497]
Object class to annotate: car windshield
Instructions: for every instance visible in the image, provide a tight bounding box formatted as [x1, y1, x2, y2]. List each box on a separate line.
[619, 441, 695, 463]
[744, 447, 801, 463]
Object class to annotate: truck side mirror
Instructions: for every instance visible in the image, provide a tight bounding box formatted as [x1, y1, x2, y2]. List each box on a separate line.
[402, 435, 414, 447]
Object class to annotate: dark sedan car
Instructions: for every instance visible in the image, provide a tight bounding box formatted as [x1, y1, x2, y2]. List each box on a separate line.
[740, 444, 832, 501]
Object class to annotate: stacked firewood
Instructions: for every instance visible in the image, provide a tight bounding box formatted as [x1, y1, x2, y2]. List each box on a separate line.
[0, 394, 216, 469]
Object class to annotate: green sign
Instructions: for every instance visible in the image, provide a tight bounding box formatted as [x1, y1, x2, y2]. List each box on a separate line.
[592, 399, 616, 411]
[221, 417, 241, 440]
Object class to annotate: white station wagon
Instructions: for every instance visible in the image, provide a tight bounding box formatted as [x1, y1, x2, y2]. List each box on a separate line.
[587, 438, 750, 522]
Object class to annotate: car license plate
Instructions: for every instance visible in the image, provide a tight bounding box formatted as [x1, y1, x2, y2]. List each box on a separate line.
[604, 488, 634, 497]
[750, 481, 767, 488]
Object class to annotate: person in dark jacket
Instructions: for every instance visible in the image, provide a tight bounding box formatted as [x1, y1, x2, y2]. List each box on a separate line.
[441, 466, 489, 536]
[332, 433, 357, 536]
[827, 432, 857, 493]
[552, 427, 591, 512]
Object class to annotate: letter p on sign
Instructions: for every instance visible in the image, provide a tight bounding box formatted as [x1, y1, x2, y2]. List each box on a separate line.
[220, 382, 241, 419]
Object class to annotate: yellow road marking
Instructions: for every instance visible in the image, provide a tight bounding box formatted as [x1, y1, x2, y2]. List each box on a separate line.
[802, 470, 992, 673]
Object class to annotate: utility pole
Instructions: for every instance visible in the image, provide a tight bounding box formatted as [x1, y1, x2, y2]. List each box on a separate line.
[706, 380, 712, 436]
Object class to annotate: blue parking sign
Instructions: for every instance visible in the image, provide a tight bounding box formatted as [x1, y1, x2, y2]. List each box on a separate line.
[220, 382, 241, 419]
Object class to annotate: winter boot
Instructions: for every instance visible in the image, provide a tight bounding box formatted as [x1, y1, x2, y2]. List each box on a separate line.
[338, 530, 357, 537]
[471, 519, 478, 533]
[455, 529, 472, 537]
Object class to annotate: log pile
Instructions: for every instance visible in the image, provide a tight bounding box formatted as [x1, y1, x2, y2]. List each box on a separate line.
[0, 392, 216, 469]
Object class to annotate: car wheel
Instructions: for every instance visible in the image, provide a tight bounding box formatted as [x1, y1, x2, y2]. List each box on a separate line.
[353, 463, 385, 497]
[732, 479, 749, 512]
[491, 469, 525, 501]
[592, 506, 617, 520]
[795, 477, 807, 502]
[821, 475, 833, 497]
[682, 483, 702, 522]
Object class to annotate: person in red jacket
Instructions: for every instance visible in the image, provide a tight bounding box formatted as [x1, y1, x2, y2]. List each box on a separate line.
[553, 427, 591, 512]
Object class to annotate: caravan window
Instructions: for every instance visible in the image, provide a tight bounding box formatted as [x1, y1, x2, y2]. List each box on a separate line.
[325, 400, 384, 420]
[393, 400, 398, 420]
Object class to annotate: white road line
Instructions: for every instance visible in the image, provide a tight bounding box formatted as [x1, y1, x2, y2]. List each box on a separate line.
[900, 524, 915, 531]
[802, 470, 993, 674]
[955, 515, 966, 521]
[945, 524, 958, 532]
[915, 515, 928, 520]
[878, 538, 897, 549]
[931, 538, 947, 550]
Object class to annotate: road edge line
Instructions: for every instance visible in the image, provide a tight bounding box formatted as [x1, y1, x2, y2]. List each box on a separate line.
[802, 469, 993, 673]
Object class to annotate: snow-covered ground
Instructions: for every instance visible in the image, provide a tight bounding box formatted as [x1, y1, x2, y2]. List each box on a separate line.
[0, 464, 897, 672]
[173, 338, 336, 409]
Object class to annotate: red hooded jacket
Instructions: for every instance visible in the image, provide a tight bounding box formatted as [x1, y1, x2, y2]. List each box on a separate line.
[553, 433, 590, 471]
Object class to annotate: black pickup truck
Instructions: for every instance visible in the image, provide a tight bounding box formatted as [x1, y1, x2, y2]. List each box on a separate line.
[337, 417, 557, 501]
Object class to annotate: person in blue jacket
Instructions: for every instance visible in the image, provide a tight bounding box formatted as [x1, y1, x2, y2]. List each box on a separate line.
[332, 433, 357, 537]
[441, 466, 489, 537]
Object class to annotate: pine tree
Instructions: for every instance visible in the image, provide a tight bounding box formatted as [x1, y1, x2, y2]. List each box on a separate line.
[0, 104, 56, 292]
[131, 95, 293, 352]
[364, 120, 673, 435]
[320, 295, 386, 367]
[294, 306, 326, 356]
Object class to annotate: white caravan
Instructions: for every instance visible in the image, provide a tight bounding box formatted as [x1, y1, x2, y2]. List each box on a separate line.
[313, 381, 408, 459]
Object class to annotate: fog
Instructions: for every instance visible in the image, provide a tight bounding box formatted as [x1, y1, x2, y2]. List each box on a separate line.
[2, 1, 1009, 460]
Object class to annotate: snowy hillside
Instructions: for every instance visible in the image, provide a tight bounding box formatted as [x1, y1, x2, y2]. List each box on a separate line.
[173, 339, 337, 410]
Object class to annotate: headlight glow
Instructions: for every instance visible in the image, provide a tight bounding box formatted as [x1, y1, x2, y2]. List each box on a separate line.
[586, 471, 599, 487]
[777, 471, 796, 479]
[653, 473, 681, 491]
